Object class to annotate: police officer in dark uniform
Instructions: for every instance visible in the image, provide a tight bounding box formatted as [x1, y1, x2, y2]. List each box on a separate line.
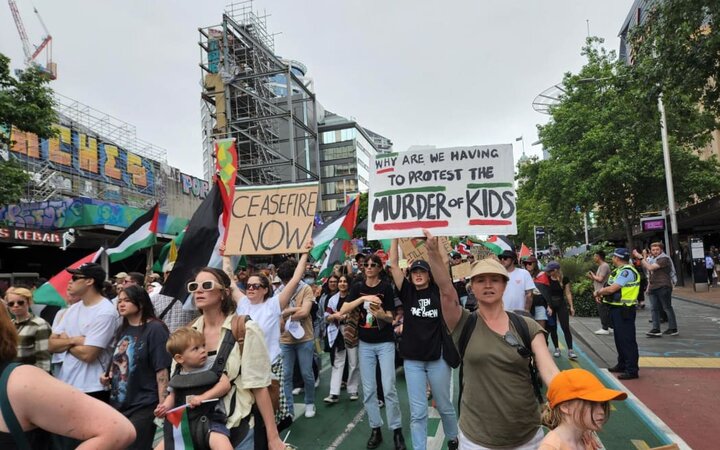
[593, 248, 640, 380]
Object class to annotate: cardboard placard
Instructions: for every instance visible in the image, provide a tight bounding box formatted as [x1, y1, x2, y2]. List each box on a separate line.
[398, 236, 452, 265]
[451, 262, 472, 281]
[470, 245, 497, 260]
[368, 145, 517, 239]
[225, 182, 319, 255]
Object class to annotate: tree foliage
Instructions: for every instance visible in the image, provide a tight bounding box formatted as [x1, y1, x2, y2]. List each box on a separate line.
[518, 38, 720, 249]
[630, 0, 720, 126]
[0, 53, 57, 146]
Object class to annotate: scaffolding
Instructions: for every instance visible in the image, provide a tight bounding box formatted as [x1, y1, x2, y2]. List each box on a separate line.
[199, 1, 319, 186]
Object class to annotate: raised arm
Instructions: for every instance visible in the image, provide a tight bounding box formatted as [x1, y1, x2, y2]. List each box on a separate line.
[423, 230, 461, 330]
[388, 238, 405, 290]
[278, 240, 313, 310]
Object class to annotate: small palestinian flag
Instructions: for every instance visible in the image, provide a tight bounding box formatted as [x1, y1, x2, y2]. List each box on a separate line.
[311, 195, 359, 261]
[482, 235, 514, 255]
[165, 405, 194, 450]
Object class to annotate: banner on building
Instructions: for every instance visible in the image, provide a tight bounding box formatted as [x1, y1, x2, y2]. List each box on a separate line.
[225, 182, 319, 255]
[368, 145, 516, 239]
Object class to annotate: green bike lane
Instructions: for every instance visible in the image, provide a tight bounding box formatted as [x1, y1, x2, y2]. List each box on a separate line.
[282, 340, 677, 450]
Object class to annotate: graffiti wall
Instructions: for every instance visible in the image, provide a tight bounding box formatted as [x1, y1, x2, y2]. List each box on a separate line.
[8, 124, 156, 194]
[0, 197, 188, 235]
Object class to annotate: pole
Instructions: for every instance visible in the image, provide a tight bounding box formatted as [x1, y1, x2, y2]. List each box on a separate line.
[533, 226, 538, 257]
[658, 92, 684, 286]
[584, 211, 589, 247]
[146, 247, 154, 281]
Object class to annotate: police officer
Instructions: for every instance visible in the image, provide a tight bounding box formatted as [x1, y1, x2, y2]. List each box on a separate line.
[593, 248, 640, 380]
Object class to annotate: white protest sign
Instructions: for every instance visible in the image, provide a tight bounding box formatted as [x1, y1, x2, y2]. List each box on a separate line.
[367, 145, 516, 240]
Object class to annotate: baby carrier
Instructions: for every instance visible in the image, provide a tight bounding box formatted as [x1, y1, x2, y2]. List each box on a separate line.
[164, 318, 250, 450]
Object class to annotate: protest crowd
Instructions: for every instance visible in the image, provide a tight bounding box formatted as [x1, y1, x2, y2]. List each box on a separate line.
[0, 227, 641, 450]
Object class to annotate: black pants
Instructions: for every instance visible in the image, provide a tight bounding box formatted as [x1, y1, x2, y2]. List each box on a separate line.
[125, 405, 157, 450]
[548, 302, 573, 350]
[610, 306, 639, 375]
[597, 301, 611, 330]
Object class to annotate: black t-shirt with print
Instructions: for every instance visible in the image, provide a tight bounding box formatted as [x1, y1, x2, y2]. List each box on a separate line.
[398, 278, 443, 361]
[347, 279, 396, 344]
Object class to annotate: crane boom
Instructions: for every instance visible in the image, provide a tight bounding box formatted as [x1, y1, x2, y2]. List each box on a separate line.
[8, 0, 32, 63]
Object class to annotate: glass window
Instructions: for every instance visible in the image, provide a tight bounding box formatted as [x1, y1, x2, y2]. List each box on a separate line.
[322, 162, 356, 178]
[322, 179, 358, 196]
[321, 145, 355, 161]
[322, 198, 347, 212]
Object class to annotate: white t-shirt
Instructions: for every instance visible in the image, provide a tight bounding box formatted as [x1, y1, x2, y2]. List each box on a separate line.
[236, 295, 282, 362]
[55, 298, 119, 393]
[502, 268, 535, 312]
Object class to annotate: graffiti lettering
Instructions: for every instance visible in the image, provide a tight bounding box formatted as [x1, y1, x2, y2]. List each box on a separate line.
[180, 174, 210, 199]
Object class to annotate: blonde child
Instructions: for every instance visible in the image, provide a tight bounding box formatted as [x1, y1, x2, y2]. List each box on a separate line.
[154, 327, 233, 450]
[540, 368, 627, 450]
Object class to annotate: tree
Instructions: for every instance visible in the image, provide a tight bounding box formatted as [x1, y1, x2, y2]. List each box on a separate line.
[0, 53, 56, 206]
[523, 38, 720, 249]
[630, 0, 720, 127]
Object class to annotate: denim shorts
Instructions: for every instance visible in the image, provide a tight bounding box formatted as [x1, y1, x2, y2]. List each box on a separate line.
[209, 420, 230, 437]
[533, 305, 548, 321]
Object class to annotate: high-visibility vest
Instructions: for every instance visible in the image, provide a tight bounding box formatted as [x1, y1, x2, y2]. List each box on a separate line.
[604, 264, 640, 307]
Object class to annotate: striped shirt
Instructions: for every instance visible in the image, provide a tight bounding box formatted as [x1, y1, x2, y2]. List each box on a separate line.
[13, 314, 52, 372]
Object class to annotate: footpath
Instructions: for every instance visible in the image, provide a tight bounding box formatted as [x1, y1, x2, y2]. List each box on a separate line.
[571, 283, 720, 450]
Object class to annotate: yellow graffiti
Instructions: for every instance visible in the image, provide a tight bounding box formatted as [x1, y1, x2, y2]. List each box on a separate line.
[78, 133, 99, 173]
[10, 126, 40, 158]
[127, 152, 148, 188]
[47, 125, 73, 166]
[104, 144, 122, 180]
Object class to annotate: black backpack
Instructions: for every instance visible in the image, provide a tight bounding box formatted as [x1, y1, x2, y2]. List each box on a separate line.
[456, 311, 543, 416]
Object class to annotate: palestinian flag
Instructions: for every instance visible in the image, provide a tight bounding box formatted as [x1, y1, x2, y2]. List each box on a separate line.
[519, 243, 532, 259]
[456, 243, 471, 256]
[165, 405, 194, 450]
[310, 195, 359, 261]
[160, 183, 225, 305]
[33, 250, 103, 306]
[152, 229, 185, 273]
[105, 204, 159, 263]
[482, 235, 514, 255]
[317, 239, 351, 280]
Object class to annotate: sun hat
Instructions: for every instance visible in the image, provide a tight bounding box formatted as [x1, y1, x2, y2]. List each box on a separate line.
[547, 368, 627, 408]
[468, 258, 509, 281]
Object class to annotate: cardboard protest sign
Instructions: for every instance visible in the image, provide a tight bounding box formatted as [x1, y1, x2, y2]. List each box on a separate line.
[470, 245, 497, 260]
[398, 236, 452, 265]
[225, 182, 319, 255]
[367, 145, 516, 239]
[451, 262, 472, 281]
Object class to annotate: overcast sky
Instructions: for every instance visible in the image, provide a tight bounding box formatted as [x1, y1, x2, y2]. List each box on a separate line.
[1, 0, 632, 178]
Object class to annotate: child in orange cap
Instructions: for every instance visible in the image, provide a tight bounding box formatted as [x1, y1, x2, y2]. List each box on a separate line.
[539, 368, 627, 450]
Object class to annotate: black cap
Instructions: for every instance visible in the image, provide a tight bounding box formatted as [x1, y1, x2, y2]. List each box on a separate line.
[499, 250, 516, 260]
[66, 263, 106, 284]
[409, 260, 431, 273]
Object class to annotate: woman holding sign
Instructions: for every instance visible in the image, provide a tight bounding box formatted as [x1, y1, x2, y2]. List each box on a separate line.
[339, 254, 406, 450]
[388, 241, 459, 450]
[424, 230, 560, 450]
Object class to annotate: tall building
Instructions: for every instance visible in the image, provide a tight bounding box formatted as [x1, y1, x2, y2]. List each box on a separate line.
[318, 111, 387, 216]
[199, 2, 320, 186]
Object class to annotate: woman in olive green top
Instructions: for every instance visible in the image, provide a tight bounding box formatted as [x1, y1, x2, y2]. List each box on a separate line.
[424, 231, 560, 449]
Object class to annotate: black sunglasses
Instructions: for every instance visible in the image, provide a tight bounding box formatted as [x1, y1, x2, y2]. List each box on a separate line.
[503, 332, 532, 358]
[7, 301, 26, 307]
[364, 262, 380, 268]
[71, 275, 88, 281]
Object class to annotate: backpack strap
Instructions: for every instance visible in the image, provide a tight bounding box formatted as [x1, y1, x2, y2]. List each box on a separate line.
[0, 362, 31, 450]
[507, 312, 544, 404]
[212, 315, 251, 379]
[456, 312, 478, 417]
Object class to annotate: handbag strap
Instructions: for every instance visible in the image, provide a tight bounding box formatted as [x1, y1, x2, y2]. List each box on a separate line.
[0, 362, 32, 450]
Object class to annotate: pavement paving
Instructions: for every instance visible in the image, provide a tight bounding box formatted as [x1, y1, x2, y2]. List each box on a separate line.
[570, 290, 720, 450]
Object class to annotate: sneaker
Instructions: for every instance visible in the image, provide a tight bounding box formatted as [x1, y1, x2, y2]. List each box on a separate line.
[448, 438, 459, 450]
[617, 372, 639, 380]
[594, 328, 611, 335]
[324, 394, 339, 404]
[553, 349, 561, 358]
[378, 399, 385, 408]
[304, 404, 316, 418]
[568, 349, 578, 360]
[349, 392, 359, 401]
[663, 328, 679, 336]
[292, 387, 303, 395]
[646, 329, 662, 338]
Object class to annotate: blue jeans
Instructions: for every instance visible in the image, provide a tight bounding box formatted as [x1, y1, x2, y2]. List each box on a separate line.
[281, 340, 316, 416]
[359, 341, 402, 430]
[648, 286, 677, 330]
[233, 427, 254, 450]
[404, 358, 458, 450]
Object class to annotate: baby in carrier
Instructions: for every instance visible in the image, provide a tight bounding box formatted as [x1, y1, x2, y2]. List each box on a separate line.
[155, 327, 233, 450]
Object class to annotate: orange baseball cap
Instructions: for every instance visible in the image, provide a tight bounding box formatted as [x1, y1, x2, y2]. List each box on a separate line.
[547, 369, 627, 408]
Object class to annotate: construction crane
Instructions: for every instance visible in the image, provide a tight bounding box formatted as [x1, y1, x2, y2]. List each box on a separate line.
[8, 0, 57, 79]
